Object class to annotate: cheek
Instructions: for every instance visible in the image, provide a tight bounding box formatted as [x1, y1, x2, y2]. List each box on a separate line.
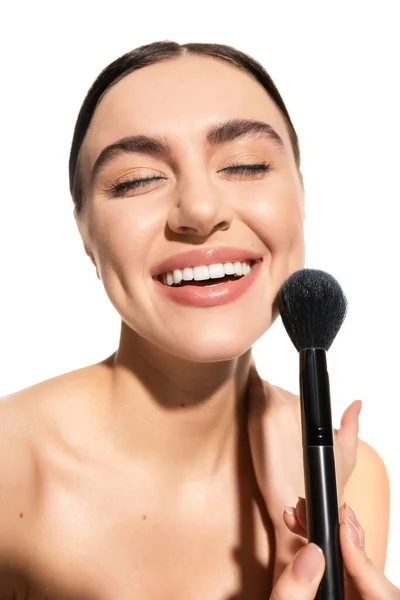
[246, 177, 305, 258]
[89, 200, 164, 278]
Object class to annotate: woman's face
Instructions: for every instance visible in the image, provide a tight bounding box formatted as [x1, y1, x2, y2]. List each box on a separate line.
[77, 55, 305, 361]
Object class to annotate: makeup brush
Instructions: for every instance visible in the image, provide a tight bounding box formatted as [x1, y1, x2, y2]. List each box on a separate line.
[278, 268, 348, 600]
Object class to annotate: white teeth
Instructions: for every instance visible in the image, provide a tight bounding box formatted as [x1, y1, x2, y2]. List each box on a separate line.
[182, 267, 194, 281]
[209, 263, 225, 279]
[224, 262, 235, 275]
[173, 268, 183, 284]
[193, 266, 209, 281]
[160, 260, 254, 286]
[234, 262, 242, 276]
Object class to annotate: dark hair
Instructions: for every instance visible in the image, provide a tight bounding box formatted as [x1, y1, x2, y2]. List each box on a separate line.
[69, 40, 301, 217]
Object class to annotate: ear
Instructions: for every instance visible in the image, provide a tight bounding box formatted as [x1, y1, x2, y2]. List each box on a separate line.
[88, 249, 101, 280]
[82, 244, 100, 280]
[73, 211, 101, 280]
[83, 244, 95, 264]
[298, 170, 306, 220]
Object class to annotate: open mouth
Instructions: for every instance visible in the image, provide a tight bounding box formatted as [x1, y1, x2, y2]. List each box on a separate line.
[157, 260, 259, 287]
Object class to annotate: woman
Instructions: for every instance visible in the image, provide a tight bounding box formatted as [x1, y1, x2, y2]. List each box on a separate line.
[0, 40, 394, 599]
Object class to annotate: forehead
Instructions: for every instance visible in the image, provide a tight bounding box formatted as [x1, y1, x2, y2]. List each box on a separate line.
[82, 55, 290, 168]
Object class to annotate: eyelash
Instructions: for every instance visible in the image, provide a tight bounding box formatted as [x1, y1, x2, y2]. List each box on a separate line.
[107, 161, 272, 197]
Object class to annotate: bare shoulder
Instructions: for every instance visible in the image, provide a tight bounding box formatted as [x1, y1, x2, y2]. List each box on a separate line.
[0, 391, 39, 591]
[266, 383, 298, 402]
[262, 381, 301, 409]
[344, 437, 390, 568]
[345, 437, 390, 504]
[0, 394, 37, 527]
[0, 358, 113, 594]
[2, 354, 113, 443]
[348, 437, 389, 488]
[0, 356, 113, 528]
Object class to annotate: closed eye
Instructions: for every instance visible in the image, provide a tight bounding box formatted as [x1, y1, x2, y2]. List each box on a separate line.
[106, 162, 272, 197]
[221, 161, 271, 175]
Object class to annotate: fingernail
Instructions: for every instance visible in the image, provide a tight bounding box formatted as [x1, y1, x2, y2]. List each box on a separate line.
[292, 544, 323, 582]
[344, 517, 363, 547]
[344, 501, 358, 524]
[297, 496, 305, 504]
[284, 505, 296, 516]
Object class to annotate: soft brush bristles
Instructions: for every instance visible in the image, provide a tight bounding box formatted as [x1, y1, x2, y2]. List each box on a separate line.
[278, 269, 348, 352]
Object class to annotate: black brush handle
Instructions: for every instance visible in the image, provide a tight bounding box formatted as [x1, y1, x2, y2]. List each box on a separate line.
[304, 446, 344, 600]
[300, 349, 345, 600]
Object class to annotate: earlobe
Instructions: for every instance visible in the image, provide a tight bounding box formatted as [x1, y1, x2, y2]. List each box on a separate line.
[297, 170, 306, 220]
[73, 215, 100, 278]
[84, 245, 94, 262]
[297, 167, 304, 189]
[81, 243, 100, 280]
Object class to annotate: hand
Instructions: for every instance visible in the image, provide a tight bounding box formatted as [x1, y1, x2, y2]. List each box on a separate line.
[246, 363, 361, 531]
[282, 497, 400, 599]
[269, 542, 325, 599]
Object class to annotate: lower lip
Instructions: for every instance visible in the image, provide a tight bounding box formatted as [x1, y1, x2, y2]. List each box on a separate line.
[154, 262, 262, 308]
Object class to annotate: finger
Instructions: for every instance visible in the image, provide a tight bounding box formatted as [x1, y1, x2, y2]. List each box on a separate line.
[342, 502, 365, 547]
[283, 505, 307, 538]
[339, 505, 399, 600]
[336, 400, 362, 443]
[334, 401, 362, 484]
[270, 543, 325, 600]
[296, 496, 307, 530]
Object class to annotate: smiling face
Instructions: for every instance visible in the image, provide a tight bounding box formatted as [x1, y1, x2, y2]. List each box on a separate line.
[76, 55, 305, 362]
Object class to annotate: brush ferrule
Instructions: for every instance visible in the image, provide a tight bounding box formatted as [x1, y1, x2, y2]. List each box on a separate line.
[299, 349, 334, 447]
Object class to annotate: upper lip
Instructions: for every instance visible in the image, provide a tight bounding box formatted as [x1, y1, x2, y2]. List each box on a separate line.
[151, 247, 263, 278]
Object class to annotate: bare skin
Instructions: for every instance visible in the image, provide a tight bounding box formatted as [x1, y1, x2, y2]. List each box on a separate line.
[0, 54, 390, 598]
[0, 356, 272, 599]
[0, 359, 389, 599]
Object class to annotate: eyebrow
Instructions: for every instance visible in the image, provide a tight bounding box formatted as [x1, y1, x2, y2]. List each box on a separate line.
[89, 118, 285, 185]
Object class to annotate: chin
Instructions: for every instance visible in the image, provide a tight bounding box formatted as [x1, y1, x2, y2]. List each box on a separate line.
[153, 315, 273, 363]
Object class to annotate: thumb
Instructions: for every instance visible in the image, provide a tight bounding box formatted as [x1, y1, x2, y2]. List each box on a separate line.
[340, 399, 362, 432]
[336, 400, 362, 454]
[270, 543, 325, 600]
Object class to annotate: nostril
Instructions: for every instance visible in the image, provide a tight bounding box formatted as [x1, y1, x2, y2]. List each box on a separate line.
[178, 225, 196, 234]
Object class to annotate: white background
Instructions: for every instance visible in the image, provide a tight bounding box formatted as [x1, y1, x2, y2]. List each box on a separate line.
[1, 0, 399, 587]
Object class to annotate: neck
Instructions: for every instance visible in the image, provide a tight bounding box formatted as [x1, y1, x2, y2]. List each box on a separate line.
[103, 322, 252, 482]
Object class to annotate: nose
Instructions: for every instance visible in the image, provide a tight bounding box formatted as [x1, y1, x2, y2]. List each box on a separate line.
[167, 176, 233, 238]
